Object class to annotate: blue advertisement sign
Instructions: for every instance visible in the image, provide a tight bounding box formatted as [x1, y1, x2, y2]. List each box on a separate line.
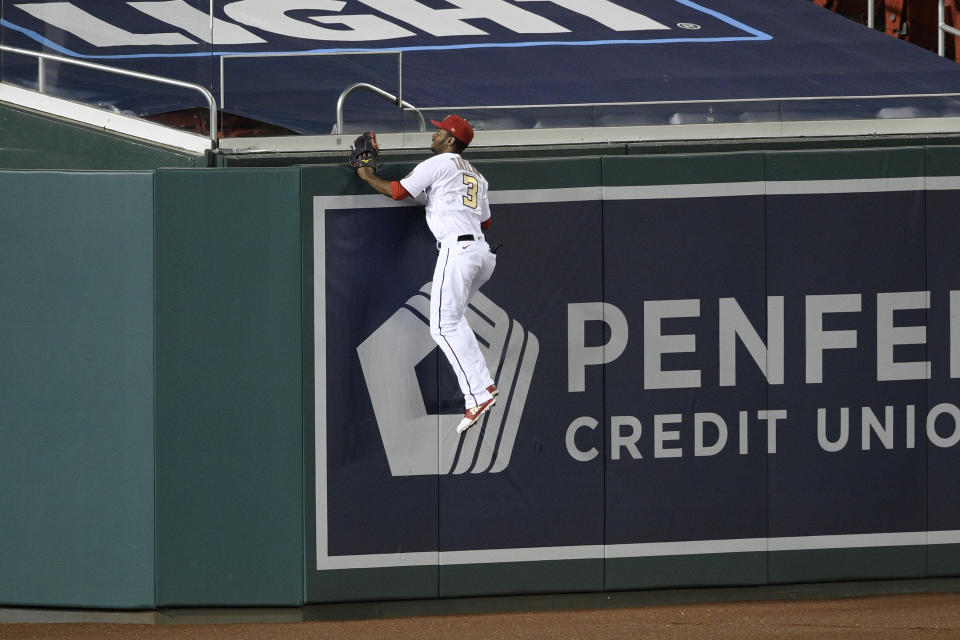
[602, 191, 769, 545]
[923, 182, 960, 537]
[314, 191, 605, 564]
[311, 177, 960, 580]
[3, 0, 768, 58]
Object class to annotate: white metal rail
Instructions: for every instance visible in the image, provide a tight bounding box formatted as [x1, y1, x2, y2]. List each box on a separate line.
[428, 91, 960, 111]
[335, 82, 425, 136]
[219, 49, 426, 136]
[940, 0, 960, 57]
[0, 44, 220, 149]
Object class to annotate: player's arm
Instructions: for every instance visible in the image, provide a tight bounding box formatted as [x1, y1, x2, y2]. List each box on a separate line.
[480, 184, 492, 230]
[357, 167, 411, 200]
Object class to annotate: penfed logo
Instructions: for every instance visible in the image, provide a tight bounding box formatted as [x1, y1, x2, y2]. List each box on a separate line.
[5, 0, 769, 57]
[357, 282, 538, 477]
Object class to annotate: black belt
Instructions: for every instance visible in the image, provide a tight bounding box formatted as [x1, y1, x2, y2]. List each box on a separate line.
[437, 234, 480, 250]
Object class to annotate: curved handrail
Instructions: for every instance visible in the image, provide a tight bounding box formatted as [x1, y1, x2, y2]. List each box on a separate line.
[939, 0, 960, 57]
[0, 44, 219, 149]
[335, 82, 426, 135]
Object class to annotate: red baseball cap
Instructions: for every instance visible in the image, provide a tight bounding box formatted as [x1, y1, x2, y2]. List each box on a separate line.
[430, 114, 474, 146]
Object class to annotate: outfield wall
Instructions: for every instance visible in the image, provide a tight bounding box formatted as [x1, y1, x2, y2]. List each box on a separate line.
[0, 103, 205, 170]
[1, 147, 960, 608]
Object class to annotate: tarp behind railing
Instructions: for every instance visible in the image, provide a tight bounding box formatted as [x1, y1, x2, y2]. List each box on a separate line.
[4, 0, 960, 135]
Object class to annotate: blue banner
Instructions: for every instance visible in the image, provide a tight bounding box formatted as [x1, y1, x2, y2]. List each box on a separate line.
[5, 0, 960, 133]
[312, 175, 960, 576]
[317, 194, 604, 557]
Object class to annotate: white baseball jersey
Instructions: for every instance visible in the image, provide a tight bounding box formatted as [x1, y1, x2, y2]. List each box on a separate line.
[400, 152, 491, 241]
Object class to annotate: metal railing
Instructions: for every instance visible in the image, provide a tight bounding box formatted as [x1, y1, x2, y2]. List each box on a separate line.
[3, 32, 958, 150]
[220, 50, 426, 136]
[0, 44, 220, 149]
[940, 0, 960, 58]
[335, 82, 425, 136]
[409, 91, 960, 126]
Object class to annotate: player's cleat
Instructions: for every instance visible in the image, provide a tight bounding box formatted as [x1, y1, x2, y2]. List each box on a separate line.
[487, 384, 499, 398]
[457, 397, 497, 434]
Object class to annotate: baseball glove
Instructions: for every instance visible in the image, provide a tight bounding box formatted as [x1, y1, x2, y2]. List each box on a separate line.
[349, 130, 380, 172]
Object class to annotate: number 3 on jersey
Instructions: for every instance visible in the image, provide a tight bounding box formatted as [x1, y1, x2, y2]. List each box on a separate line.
[462, 174, 479, 209]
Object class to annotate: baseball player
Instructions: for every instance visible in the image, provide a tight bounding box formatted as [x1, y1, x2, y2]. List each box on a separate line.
[351, 115, 498, 434]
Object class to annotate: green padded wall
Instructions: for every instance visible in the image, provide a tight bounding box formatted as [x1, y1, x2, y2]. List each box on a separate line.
[0, 171, 156, 608]
[0, 103, 203, 170]
[153, 167, 304, 606]
[1, 145, 960, 610]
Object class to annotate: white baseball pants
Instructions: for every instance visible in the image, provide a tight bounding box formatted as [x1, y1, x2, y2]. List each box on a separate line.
[430, 238, 497, 409]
